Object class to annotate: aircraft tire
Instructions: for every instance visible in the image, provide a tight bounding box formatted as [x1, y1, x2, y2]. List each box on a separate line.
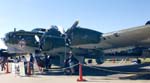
[95, 51, 104, 64]
[96, 58, 104, 64]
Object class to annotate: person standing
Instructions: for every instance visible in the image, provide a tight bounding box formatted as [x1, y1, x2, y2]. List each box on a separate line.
[44, 53, 49, 69]
[14, 57, 19, 73]
[0, 56, 8, 71]
[21, 56, 27, 75]
[67, 51, 78, 74]
[29, 53, 34, 74]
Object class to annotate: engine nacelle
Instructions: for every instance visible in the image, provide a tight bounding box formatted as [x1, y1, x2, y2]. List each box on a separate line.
[66, 27, 102, 45]
[40, 36, 65, 51]
[40, 26, 65, 51]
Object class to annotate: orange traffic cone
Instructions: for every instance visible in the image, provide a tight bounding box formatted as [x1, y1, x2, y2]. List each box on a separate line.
[77, 63, 86, 82]
[113, 58, 115, 63]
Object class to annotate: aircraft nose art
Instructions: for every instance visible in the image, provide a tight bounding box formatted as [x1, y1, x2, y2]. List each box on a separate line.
[18, 39, 26, 48]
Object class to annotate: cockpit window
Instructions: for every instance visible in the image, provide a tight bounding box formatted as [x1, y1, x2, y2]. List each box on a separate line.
[32, 28, 46, 33]
[50, 25, 59, 30]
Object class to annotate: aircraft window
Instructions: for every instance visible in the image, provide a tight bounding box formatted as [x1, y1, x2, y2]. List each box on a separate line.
[114, 33, 119, 37]
[18, 30, 25, 32]
[50, 25, 58, 30]
[41, 29, 46, 32]
[32, 28, 46, 33]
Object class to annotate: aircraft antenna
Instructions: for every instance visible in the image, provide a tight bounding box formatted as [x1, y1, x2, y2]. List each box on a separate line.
[14, 28, 16, 32]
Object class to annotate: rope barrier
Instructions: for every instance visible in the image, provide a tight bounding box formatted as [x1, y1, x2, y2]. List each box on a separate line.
[84, 64, 150, 74]
[62, 63, 79, 70]
[40, 63, 79, 71]
[38, 63, 150, 75]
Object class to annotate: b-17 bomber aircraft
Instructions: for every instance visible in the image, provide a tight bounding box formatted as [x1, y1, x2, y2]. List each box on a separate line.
[3, 20, 150, 74]
[4, 21, 103, 63]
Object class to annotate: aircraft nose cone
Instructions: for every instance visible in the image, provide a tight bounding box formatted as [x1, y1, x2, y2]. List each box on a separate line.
[3, 37, 6, 42]
[4, 32, 13, 42]
[4, 33, 9, 42]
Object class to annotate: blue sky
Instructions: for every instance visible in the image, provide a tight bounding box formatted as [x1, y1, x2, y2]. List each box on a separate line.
[0, 0, 150, 37]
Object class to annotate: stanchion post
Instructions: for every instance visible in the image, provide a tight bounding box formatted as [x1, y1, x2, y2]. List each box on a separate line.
[27, 61, 31, 75]
[6, 60, 10, 73]
[77, 63, 86, 82]
[113, 58, 115, 63]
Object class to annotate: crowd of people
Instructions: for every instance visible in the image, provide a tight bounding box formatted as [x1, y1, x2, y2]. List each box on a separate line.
[0, 50, 79, 75]
[0, 54, 35, 75]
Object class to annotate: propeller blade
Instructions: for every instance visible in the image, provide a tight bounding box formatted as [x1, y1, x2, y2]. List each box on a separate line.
[34, 35, 40, 42]
[57, 26, 65, 34]
[70, 20, 79, 29]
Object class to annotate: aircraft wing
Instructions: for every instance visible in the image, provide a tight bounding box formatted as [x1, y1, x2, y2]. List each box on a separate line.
[100, 25, 150, 49]
[72, 24, 150, 51]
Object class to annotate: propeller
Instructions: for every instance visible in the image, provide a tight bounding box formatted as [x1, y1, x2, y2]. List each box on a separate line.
[57, 26, 65, 34]
[34, 35, 40, 42]
[63, 20, 79, 59]
[70, 20, 79, 29]
[34, 35, 42, 51]
[65, 20, 79, 46]
[33, 20, 79, 51]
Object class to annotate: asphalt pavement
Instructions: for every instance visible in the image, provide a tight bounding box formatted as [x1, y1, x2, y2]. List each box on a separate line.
[0, 62, 150, 83]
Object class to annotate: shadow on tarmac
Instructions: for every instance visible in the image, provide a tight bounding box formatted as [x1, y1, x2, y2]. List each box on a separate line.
[38, 62, 150, 80]
[119, 74, 150, 80]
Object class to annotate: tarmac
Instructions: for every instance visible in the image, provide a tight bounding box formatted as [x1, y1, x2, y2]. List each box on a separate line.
[0, 74, 150, 83]
[0, 62, 150, 83]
